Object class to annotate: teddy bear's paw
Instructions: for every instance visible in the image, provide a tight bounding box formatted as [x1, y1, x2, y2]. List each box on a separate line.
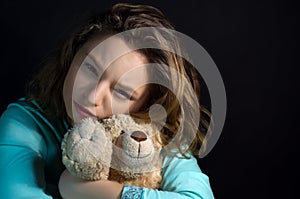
[61, 118, 114, 180]
[62, 154, 110, 180]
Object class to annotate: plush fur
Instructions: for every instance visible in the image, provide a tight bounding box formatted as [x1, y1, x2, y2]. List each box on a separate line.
[61, 114, 163, 189]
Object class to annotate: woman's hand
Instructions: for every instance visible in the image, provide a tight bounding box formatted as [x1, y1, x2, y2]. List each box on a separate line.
[59, 169, 124, 199]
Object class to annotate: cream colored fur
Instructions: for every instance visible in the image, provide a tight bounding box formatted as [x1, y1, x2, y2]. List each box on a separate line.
[61, 114, 163, 189]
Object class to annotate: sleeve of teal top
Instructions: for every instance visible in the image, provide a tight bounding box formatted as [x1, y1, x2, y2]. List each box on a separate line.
[0, 104, 55, 198]
[121, 153, 215, 199]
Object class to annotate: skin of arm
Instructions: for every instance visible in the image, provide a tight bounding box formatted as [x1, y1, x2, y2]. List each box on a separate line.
[59, 170, 123, 199]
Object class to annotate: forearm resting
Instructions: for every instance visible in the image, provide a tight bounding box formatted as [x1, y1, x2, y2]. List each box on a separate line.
[59, 170, 124, 199]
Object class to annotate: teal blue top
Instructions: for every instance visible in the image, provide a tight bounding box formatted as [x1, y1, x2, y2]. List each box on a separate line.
[0, 98, 215, 199]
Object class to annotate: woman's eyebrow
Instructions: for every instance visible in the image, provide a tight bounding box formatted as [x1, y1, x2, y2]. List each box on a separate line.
[85, 53, 102, 69]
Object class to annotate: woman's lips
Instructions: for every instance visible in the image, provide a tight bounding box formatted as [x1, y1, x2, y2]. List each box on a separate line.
[73, 101, 96, 118]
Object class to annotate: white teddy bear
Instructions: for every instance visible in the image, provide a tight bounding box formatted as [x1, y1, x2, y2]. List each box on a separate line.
[61, 114, 163, 189]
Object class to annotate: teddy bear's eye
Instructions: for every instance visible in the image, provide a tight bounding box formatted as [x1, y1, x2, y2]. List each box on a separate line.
[120, 130, 126, 135]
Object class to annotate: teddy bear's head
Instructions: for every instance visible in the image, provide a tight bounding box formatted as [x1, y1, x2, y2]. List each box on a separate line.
[62, 114, 163, 182]
[102, 114, 163, 177]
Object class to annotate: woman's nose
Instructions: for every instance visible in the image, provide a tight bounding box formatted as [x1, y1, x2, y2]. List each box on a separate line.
[92, 81, 112, 118]
[94, 82, 108, 104]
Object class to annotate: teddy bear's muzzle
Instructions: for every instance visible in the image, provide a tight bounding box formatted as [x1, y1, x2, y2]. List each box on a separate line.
[111, 129, 162, 172]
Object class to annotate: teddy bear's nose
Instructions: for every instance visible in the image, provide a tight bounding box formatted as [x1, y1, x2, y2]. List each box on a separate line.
[130, 131, 147, 142]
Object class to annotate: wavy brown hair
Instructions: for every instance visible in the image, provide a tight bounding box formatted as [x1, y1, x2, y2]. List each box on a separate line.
[26, 3, 212, 157]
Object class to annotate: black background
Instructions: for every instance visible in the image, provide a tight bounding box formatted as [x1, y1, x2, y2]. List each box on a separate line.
[0, 0, 298, 198]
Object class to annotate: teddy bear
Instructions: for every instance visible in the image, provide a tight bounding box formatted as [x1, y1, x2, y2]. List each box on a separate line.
[61, 114, 163, 189]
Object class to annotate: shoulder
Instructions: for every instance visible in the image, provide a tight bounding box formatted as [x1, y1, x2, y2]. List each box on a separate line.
[0, 98, 48, 156]
[1, 98, 40, 128]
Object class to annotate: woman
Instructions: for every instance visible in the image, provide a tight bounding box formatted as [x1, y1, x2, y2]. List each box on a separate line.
[0, 3, 214, 198]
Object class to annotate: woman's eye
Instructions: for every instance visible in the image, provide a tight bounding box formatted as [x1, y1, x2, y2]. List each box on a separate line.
[84, 63, 98, 76]
[114, 88, 131, 100]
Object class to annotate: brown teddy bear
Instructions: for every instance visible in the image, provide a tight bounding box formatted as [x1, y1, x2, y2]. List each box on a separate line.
[61, 114, 163, 189]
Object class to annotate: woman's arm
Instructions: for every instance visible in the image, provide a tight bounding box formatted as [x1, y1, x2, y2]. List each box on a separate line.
[0, 103, 56, 198]
[0, 146, 54, 199]
[59, 152, 215, 199]
[59, 170, 123, 199]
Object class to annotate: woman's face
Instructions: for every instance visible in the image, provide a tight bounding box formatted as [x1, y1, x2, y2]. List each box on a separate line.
[63, 37, 151, 123]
